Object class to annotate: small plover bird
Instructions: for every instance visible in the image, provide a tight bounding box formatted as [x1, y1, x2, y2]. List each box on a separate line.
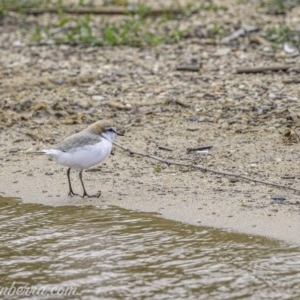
[41, 121, 123, 198]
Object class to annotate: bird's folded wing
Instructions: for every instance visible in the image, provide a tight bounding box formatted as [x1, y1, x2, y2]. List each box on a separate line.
[53, 132, 101, 152]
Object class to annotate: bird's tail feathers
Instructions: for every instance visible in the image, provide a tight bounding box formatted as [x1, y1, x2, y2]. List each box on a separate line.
[32, 151, 47, 155]
[32, 150, 57, 155]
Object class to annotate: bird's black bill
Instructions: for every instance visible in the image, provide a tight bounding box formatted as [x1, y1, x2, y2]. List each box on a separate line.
[113, 129, 125, 136]
[106, 127, 124, 136]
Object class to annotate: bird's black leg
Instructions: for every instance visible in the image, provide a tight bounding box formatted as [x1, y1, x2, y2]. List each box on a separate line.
[67, 168, 79, 197]
[79, 170, 101, 198]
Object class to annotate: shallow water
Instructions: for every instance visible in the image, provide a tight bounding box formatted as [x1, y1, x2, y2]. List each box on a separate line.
[0, 197, 300, 299]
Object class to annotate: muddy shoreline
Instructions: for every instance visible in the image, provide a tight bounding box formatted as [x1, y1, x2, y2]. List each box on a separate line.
[2, 0, 300, 244]
[1, 123, 300, 245]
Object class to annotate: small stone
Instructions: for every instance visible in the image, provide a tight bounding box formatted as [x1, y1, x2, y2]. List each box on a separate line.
[92, 95, 104, 101]
[257, 106, 268, 115]
[229, 178, 239, 183]
[284, 43, 298, 54]
[13, 40, 23, 47]
[189, 115, 199, 122]
[54, 79, 64, 85]
[268, 93, 276, 100]
[271, 194, 286, 201]
[215, 47, 231, 56]
[186, 126, 198, 131]
[145, 92, 154, 98]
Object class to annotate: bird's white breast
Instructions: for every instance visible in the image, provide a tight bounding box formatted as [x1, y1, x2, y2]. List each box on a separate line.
[44, 138, 113, 170]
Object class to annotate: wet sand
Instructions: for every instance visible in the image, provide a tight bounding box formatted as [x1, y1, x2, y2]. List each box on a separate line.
[1, 125, 300, 245]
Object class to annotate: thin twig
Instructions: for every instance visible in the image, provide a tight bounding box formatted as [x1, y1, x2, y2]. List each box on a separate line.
[221, 26, 258, 43]
[283, 78, 300, 84]
[114, 142, 300, 194]
[165, 99, 191, 108]
[176, 63, 200, 72]
[236, 65, 291, 74]
[187, 145, 213, 153]
[158, 146, 173, 152]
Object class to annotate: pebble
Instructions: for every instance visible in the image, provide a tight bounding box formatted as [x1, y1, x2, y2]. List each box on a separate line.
[145, 92, 154, 98]
[13, 40, 23, 47]
[284, 42, 298, 54]
[189, 115, 199, 122]
[229, 178, 239, 183]
[215, 47, 231, 56]
[257, 106, 268, 115]
[53, 78, 64, 85]
[92, 95, 104, 101]
[271, 194, 286, 201]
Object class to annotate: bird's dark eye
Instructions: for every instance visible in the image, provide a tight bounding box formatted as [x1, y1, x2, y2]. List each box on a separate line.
[106, 127, 115, 133]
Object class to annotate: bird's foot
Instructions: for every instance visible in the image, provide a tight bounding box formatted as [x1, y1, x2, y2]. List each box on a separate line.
[68, 190, 80, 197]
[82, 191, 101, 198]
